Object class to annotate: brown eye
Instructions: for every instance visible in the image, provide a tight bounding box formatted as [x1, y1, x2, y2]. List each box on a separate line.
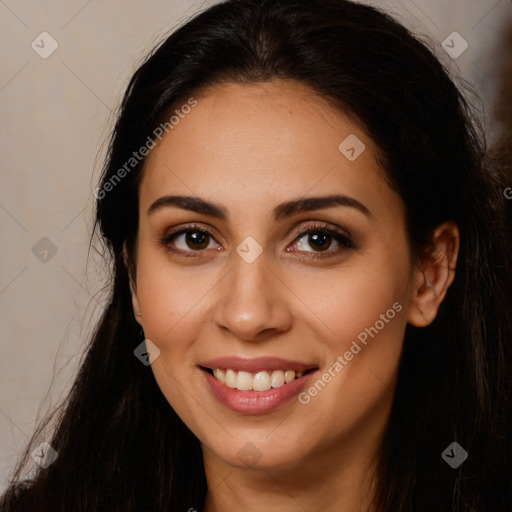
[161, 222, 354, 258]
[306, 232, 333, 252]
[163, 227, 219, 253]
[287, 222, 356, 259]
[183, 231, 210, 250]
[167, 230, 215, 251]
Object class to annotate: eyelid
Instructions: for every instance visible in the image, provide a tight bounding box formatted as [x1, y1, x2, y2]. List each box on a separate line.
[160, 222, 222, 257]
[285, 221, 356, 258]
[160, 220, 356, 257]
[288, 221, 354, 245]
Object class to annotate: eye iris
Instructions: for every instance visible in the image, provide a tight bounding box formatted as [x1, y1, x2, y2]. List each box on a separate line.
[186, 231, 209, 250]
[308, 232, 331, 251]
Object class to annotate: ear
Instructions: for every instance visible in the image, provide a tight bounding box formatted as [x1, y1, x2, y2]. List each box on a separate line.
[407, 221, 460, 327]
[123, 242, 143, 327]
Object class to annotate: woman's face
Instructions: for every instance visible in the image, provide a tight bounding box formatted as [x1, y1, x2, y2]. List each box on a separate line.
[131, 80, 420, 473]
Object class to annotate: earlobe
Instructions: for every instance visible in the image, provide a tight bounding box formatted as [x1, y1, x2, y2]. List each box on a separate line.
[129, 277, 143, 327]
[123, 242, 143, 326]
[407, 221, 459, 328]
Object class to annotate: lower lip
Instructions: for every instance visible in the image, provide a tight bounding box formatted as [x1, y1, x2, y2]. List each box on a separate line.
[201, 369, 316, 414]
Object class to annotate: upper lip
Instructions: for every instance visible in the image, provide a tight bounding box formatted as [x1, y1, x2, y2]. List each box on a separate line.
[199, 356, 318, 373]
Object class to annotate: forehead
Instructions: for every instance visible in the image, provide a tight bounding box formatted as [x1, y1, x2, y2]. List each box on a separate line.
[139, 80, 399, 222]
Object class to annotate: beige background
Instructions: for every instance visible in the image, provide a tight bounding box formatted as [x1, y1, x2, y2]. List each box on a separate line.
[1, 0, 511, 492]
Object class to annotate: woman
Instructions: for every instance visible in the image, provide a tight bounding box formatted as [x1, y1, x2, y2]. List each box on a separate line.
[1, 0, 511, 510]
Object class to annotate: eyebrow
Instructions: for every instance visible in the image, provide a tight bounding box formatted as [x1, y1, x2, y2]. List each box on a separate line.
[147, 194, 371, 220]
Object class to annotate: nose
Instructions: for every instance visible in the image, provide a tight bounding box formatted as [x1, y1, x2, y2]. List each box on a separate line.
[212, 249, 293, 342]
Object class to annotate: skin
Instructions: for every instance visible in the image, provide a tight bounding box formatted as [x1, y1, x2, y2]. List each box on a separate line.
[128, 80, 459, 512]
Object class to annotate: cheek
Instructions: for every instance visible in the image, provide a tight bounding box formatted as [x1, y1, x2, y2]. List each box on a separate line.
[291, 246, 409, 396]
[134, 248, 214, 354]
[289, 252, 408, 353]
[134, 255, 212, 417]
[294, 253, 409, 432]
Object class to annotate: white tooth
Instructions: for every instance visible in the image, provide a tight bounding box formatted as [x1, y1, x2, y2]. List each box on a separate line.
[271, 370, 285, 388]
[225, 369, 237, 388]
[213, 368, 225, 384]
[218, 368, 301, 390]
[284, 370, 296, 384]
[236, 371, 253, 390]
[253, 371, 272, 391]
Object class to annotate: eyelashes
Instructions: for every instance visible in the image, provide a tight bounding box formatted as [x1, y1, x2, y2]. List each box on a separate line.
[159, 221, 356, 260]
[287, 222, 356, 256]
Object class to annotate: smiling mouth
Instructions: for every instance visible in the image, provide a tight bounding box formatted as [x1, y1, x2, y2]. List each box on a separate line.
[201, 367, 317, 392]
